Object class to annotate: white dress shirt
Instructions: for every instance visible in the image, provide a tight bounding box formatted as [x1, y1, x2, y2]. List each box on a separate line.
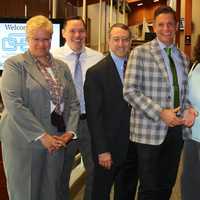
[52, 43, 104, 113]
[52, 43, 103, 83]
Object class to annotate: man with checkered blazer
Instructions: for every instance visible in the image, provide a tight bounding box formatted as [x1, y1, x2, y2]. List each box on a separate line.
[123, 6, 196, 200]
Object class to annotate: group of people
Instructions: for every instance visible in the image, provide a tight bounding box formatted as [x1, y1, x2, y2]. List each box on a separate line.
[0, 4, 199, 200]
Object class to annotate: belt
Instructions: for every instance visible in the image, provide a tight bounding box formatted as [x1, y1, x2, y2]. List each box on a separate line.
[80, 113, 87, 120]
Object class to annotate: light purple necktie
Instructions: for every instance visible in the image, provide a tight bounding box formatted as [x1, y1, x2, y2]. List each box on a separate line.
[74, 53, 85, 113]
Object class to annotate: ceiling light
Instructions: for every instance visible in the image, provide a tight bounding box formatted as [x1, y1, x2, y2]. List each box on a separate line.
[137, 2, 143, 6]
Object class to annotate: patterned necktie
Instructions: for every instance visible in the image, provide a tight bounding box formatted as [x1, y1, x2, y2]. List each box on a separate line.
[74, 53, 85, 113]
[165, 47, 180, 108]
[123, 60, 127, 79]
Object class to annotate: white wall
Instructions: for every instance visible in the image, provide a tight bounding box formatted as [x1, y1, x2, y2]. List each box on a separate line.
[78, 2, 128, 53]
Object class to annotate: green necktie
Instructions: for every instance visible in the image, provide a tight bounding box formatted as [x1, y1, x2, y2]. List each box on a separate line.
[165, 47, 180, 108]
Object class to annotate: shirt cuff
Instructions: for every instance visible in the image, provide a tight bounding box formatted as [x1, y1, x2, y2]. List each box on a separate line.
[67, 131, 77, 139]
[35, 133, 46, 141]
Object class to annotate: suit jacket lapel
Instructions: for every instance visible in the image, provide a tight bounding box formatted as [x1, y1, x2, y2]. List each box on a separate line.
[150, 39, 169, 83]
[52, 61, 66, 86]
[107, 54, 123, 89]
[22, 51, 49, 91]
[176, 48, 189, 76]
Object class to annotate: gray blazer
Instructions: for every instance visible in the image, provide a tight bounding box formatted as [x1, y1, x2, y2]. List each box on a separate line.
[124, 39, 190, 145]
[0, 51, 80, 200]
[0, 51, 80, 147]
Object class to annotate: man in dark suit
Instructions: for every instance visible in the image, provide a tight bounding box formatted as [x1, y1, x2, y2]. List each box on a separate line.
[84, 23, 138, 200]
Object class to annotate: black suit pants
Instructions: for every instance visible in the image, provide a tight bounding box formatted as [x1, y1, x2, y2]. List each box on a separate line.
[114, 140, 138, 200]
[92, 159, 138, 200]
[136, 126, 183, 200]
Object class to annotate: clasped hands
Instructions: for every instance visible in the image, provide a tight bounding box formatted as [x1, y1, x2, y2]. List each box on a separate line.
[160, 107, 197, 127]
[40, 132, 74, 153]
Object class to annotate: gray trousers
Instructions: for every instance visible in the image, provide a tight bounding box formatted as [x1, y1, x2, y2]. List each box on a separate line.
[61, 119, 94, 200]
[181, 139, 200, 200]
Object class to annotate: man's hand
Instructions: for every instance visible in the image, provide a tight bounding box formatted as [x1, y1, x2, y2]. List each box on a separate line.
[40, 133, 66, 153]
[183, 107, 198, 127]
[160, 107, 185, 127]
[98, 152, 113, 170]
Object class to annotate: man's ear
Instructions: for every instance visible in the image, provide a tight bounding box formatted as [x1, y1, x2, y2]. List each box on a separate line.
[152, 22, 156, 33]
[62, 28, 65, 38]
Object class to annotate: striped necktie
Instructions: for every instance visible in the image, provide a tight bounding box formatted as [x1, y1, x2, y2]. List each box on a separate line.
[123, 60, 127, 79]
[74, 53, 85, 113]
[165, 47, 180, 108]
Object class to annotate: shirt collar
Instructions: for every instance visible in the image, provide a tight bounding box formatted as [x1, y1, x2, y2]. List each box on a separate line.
[156, 38, 175, 52]
[63, 43, 86, 57]
[110, 51, 127, 64]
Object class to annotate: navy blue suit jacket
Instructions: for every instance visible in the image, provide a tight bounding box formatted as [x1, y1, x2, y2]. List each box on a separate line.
[84, 54, 131, 165]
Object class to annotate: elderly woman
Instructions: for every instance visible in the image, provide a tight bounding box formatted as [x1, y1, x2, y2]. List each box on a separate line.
[0, 15, 80, 200]
[181, 34, 200, 200]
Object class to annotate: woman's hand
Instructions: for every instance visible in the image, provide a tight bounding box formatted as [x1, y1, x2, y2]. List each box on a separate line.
[60, 132, 74, 143]
[54, 132, 74, 144]
[40, 133, 66, 153]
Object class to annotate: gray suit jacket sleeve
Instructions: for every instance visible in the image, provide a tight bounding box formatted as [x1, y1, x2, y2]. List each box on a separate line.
[62, 63, 80, 134]
[1, 56, 46, 143]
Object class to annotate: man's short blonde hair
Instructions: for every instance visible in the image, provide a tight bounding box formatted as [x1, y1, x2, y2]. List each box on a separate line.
[26, 15, 53, 38]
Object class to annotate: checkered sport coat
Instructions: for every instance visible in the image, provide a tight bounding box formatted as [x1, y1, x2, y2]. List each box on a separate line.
[123, 39, 190, 145]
